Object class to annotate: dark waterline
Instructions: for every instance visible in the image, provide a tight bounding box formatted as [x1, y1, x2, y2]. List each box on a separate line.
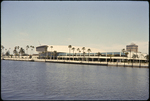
[1, 60, 149, 100]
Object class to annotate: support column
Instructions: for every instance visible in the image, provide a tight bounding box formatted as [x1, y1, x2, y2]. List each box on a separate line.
[112, 52, 114, 62]
[106, 52, 107, 62]
[120, 52, 122, 63]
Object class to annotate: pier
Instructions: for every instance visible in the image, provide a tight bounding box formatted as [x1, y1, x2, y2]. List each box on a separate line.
[2, 57, 149, 68]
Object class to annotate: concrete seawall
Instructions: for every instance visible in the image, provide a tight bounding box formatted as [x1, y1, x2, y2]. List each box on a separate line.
[2, 58, 149, 68]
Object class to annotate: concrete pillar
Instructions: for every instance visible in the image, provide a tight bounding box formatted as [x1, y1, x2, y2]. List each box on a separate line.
[106, 52, 107, 62]
[120, 52, 122, 63]
[112, 52, 114, 62]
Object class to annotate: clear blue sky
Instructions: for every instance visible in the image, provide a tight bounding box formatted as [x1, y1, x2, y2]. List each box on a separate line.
[1, 1, 149, 54]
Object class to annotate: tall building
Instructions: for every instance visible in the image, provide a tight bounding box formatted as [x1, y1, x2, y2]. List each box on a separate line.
[126, 43, 138, 52]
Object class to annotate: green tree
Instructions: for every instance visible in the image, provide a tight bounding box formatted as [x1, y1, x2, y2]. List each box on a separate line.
[10, 54, 13, 58]
[13, 47, 18, 58]
[53, 51, 57, 60]
[125, 52, 129, 64]
[19, 47, 25, 56]
[50, 46, 53, 60]
[87, 49, 91, 62]
[15, 46, 20, 57]
[5, 49, 7, 56]
[145, 54, 149, 62]
[44, 46, 48, 60]
[77, 48, 80, 61]
[129, 49, 131, 63]
[26, 45, 29, 55]
[68, 45, 72, 61]
[82, 47, 85, 61]
[6, 51, 10, 56]
[30, 45, 34, 55]
[1, 45, 4, 56]
[97, 52, 101, 62]
[107, 54, 113, 63]
[72, 47, 75, 61]
[83, 52, 86, 61]
[122, 48, 125, 66]
[132, 54, 137, 67]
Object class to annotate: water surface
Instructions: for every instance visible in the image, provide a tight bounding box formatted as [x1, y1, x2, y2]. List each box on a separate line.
[1, 60, 149, 100]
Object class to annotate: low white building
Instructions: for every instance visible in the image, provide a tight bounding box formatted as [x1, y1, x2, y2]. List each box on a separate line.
[36, 45, 148, 62]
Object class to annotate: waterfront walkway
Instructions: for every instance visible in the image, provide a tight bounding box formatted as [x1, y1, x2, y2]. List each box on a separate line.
[2, 57, 149, 68]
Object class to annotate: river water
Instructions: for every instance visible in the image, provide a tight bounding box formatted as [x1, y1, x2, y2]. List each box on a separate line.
[1, 60, 149, 100]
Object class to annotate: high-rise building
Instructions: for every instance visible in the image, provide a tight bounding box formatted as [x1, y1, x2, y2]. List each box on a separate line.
[126, 43, 138, 52]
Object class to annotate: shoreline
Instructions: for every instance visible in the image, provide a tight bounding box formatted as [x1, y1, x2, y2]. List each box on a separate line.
[2, 58, 149, 68]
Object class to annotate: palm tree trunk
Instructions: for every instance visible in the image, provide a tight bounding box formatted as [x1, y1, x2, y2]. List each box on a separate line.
[124, 56, 125, 67]
[100, 55, 101, 63]
[73, 51, 74, 61]
[88, 53, 89, 63]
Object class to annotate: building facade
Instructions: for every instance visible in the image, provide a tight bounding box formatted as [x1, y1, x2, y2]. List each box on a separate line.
[36, 45, 147, 62]
[126, 43, 138, 52]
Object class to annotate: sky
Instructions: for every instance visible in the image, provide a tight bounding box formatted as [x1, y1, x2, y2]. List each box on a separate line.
[1, 1, 149, 54]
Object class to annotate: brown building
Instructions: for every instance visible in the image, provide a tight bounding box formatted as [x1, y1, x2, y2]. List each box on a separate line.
[126, 43, 138, 52]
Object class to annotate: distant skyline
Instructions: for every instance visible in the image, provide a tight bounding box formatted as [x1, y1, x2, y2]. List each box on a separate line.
[1, 1, 149, 54]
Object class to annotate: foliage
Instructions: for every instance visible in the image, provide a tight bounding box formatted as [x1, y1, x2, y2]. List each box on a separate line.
[145, 54, 149, 61]
[72, 47, 75, 56]
[87, 49, 91, 55]
[97, 52, 101, 56]
[13, 47, 18, 56]
[82, 47, 85, 52]
[53, 51, 57, 59]
[19, 47, 25, 56]
[132, 54, 138, 58]
[29, 55, 32, 59]
[6, 51, 10, 56]
[68, 45, 72, 49]
[26, 45, 29, 54]
[125, 52, 128, 57]
[10, 54, 13, 58]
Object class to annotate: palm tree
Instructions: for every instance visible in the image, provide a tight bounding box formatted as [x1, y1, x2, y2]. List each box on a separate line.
[6, 51, 10, 57]
[125, 52, 129, 64]
[87, 49, 91, 62]
[1, 45, 4, 56]
[97, 52, 101, 62]
[132, 54, 137, 67]
[50, 46, 53, 60]
[26, 45, 29, 56]
[5, 49, 7, 56]
[1, 45, 4, 57]
[19, 47, 25, 56]
[130, 49, 131, 63]
[68, 45, 72, 61]
[77, 48, 80, 61]
[53, 51, 57, 60]
[32, 46, 34, 55]
[13, 47, 17, 58]
[16, 46, 19, 58]
[72, 47, 75, 61]
[44, 46, 48, 60]
[82, 47, 85, 61]
[122, 49, 125, 66]
[83, 52, 86, 61]
[30, 45, 34, 56]
[107, 54, 113, 63]
[9, 48, 11, 54]
[145, 54, 149, 62]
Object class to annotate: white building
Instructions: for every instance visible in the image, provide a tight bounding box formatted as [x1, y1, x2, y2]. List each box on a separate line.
[36, 45, 148, 62]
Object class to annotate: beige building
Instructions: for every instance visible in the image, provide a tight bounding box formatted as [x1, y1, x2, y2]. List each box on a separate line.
[126, 43, 138, 52]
